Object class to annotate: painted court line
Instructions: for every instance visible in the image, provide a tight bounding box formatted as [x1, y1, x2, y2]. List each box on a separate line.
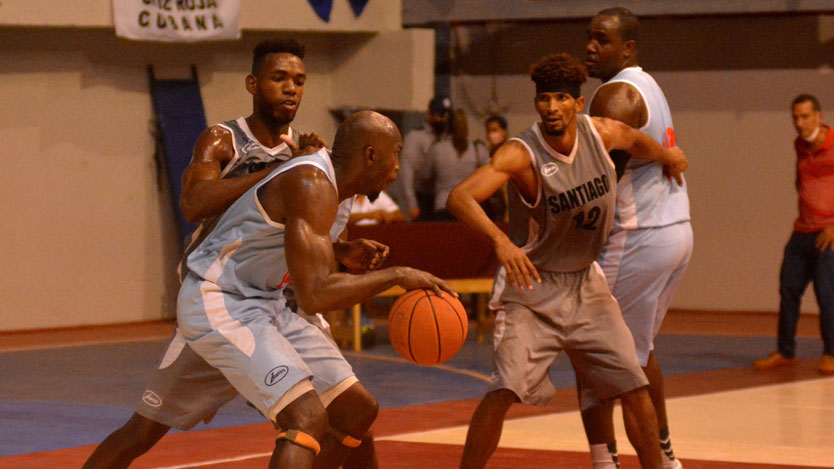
[155, 452, 272, 469]
[0, 335, 170, 353]
[343, 350, 492, 382]
[381, 377, 834, 468]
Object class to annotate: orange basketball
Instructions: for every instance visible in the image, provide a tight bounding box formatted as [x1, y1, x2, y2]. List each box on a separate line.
[388, 289, 468, 365]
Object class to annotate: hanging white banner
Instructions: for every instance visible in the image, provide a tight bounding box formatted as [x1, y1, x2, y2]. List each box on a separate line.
[113, 0, 241, 42]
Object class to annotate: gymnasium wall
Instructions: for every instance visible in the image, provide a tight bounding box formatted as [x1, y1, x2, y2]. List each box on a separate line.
[451, 14, 834, 313]
[0, 2, 433, 331]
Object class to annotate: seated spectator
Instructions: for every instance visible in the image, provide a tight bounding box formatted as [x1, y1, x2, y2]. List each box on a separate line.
[349, 191, 406, 226]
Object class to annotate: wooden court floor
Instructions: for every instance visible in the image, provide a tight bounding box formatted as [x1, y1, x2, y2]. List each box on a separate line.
[1, 310, 832, 468]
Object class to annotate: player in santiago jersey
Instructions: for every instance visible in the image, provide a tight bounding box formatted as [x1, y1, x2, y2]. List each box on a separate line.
[583, 8, 692, 469]
[447, 54, 687, 469]
[179, 111, 454, 468]
[85, 39, 382, 468]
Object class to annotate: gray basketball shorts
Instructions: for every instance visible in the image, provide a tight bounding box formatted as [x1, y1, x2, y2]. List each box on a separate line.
[176, 275, 355, 422]
[598, 221, 693, 365]
[488, 263, 648, 409]
[136, 296, 339, 430]
[136, 330, 238, 430]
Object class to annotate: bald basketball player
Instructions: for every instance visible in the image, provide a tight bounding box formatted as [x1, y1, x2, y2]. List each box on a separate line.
[176, 110, 454, 468]
[85, 38, 381, 468]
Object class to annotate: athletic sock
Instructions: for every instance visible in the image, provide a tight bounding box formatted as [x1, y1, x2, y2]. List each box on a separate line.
[659, 428, 683, 468]
[590, 442, 620, 469]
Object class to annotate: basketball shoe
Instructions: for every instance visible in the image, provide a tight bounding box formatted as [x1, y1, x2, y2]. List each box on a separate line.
[660, 430, 683, 469]
[753, 351, 796, 369]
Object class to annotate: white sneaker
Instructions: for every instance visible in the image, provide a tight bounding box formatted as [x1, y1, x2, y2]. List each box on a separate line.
[662, 453, 683, 469]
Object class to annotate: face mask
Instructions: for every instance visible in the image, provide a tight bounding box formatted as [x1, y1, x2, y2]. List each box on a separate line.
[430, 121, 447, 134]
[487, 131, 505, 146]
[804, 125, 820, 143]
[803, 112, 821, 142]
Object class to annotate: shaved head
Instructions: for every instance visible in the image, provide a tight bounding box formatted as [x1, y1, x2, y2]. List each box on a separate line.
[331, 110, 403, 200]
[332, 110, 400, 160]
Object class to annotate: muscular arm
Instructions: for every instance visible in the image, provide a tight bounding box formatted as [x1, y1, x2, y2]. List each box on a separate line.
[589, 82, 647, 179]
[589, 82, 647, 128]
[263, 167, 451, 313]
[592, 116, 688, 185]
[180, 126, 275, 223]
[447, 141, 541, 289]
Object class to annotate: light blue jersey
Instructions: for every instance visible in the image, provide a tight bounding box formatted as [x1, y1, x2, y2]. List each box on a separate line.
[185, 148, 348, 301]
[594, 67, 694, 368]
[591, 66, 690, 229]
[177, 148, 357, 421]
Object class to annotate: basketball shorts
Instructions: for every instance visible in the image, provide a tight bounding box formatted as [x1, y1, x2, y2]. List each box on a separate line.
[488, 263, 648, 409]
[597, 221, 693, 365]
[136, 278, 348, 430]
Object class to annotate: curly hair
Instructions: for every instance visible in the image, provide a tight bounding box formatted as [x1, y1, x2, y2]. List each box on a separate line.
[252, 38, 306, 75]
[529, 53, 587, 96]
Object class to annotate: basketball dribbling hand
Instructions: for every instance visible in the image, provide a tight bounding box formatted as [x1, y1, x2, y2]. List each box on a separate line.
[280, 132, 327, 158]
[395, 267, 459, 298]
[495, 238, 541, 290]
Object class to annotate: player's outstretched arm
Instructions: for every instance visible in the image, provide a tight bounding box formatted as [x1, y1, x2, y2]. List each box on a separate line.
[592, 116, 688, 185]
[267, 167, 455, 313]
[447, 141, 542, 290]
[180, 126, 278, 223]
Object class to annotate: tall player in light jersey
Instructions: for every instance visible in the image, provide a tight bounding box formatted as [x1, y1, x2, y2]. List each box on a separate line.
[582, 8, 693, 469]
[85, 39, 382, 468]
[178, 111, 454, 468]
[447, 53, 687, 469]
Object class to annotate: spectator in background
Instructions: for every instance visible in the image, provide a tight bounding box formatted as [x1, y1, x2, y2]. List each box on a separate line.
[754, 94, 834, 375]
[482, 114, 510, 221]
[349, 192, 406, 226]
[431, 109, 489, 221]
[394, 96, 452, 221]
[485, 114, 509, 157]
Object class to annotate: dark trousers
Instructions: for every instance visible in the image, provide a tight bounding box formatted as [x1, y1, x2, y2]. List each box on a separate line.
[778, 231, 834, 357]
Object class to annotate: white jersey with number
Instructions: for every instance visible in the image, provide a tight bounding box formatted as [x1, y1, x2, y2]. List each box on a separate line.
[591, 66, 690, 230]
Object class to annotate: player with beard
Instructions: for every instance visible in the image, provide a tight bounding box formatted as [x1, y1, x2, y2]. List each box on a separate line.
[85, 38, 382, 469]
[447, 53, 688, 469]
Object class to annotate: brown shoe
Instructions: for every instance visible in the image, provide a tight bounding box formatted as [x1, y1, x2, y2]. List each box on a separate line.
[820, 355, 834, 374]
[753, 351, 797, 370]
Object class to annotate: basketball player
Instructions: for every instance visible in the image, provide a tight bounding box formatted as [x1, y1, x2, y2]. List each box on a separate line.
[84, 38, 381, 468]
[581, 8, 692, 468]
[447, 53, 687, 469]
[177, 110, 453, 468]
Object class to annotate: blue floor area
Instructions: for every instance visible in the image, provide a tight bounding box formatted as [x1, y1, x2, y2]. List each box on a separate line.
[0, 332, 824, 456]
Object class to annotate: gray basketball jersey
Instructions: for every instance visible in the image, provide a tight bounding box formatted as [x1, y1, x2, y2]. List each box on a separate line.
[186, 148, 346, 300]
[179, 119, 297, 279]
[217, 117, 298, 178]
[507, 115, 616, 273]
